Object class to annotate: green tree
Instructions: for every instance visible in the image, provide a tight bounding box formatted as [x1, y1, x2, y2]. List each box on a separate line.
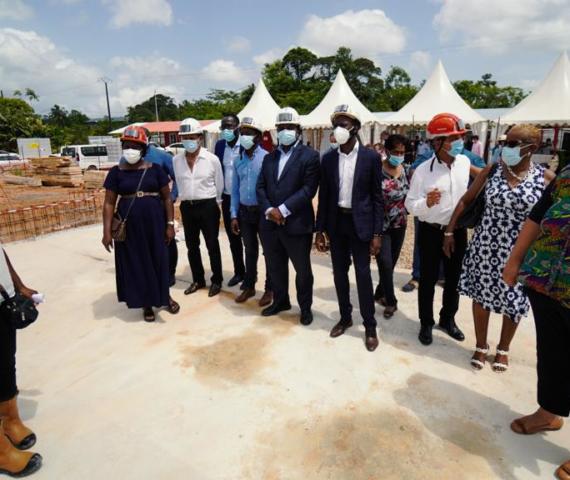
[453, 74, 526, 108]
[0, 98, 46, 151]
[127, 94, 180, 122]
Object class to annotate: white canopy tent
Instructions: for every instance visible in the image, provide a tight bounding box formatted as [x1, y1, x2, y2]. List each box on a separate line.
[301, 69, 380, 149]
[499, 52, 570, 126]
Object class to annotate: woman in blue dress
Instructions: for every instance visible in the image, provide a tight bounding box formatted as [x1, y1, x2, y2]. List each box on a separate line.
[102, 126, 179, 322]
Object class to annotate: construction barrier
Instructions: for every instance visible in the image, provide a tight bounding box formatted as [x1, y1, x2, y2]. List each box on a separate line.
[0, 191, 104, 243]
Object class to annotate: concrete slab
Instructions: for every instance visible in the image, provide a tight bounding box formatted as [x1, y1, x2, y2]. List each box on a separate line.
[5, 224, 569, 479]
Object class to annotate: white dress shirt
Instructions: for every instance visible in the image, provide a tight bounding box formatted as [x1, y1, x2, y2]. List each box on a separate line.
[0, 244, 15, 304]
[173, 148, 224, 203]
[222, 140, 240, 195]
[405, 153, 471, 225]
[265, 141, 301, 219]
[338, 141, 359, 208]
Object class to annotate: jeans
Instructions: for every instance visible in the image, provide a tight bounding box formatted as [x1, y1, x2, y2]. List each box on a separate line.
[238, 205, 271, 291]
[375, 226, 407, 306]
[221, 193, 245, 277]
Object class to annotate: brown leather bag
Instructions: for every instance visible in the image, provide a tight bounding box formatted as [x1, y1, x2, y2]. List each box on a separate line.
[111, 167, 148, 242]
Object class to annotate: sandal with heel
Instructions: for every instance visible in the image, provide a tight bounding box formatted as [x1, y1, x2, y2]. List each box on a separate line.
[492, 349, 509, 372]
[470, 345, 489, 370]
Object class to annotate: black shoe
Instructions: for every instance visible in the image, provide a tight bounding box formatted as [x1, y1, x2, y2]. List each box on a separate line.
[228, 274, 243, 287]
[438, 321, 465, 342]
[418, 325, 433, 345]
[184, 282, 205, 295]
[261, 303, 292, 317]
[300, 310, 313, 326]
[208, 283, 221, 297]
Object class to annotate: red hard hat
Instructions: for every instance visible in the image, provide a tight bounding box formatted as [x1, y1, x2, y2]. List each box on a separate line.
[426, 113, 467, 139]
[121, 125, 148, 145]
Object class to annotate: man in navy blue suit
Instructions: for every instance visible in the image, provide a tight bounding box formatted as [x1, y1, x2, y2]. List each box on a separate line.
[315, 105, 383, 352]
[214, 114, 246, 288]
[256, 107, 320, 325]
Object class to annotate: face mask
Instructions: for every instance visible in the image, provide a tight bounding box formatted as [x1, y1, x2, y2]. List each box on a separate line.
[278, 129, 297, 146]
[330, 142, 339, 150]
[122, 148, 141, 164]
[240, 135, 255, 150]
[221, 129, 235, 142]
[448, 139, 464, 157]
[388, 154, 405, 167]
[182, 139, 199, 153]
[333, 126, 352, 145]
[501, 146, 527, 166]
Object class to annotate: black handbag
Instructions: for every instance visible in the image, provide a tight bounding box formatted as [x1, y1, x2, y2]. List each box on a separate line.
[457, 163, 498, 229]
[0, 284, 39, 330]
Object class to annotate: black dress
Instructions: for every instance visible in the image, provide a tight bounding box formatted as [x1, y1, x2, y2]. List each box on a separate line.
[104, 164, 170, 308]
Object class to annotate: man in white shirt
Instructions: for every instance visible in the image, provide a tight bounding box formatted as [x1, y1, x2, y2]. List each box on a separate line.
[173, 118, 224, 297]
[405, 113, 476, 346]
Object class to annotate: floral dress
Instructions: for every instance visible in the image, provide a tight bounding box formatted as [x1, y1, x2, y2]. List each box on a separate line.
[459, 163, 546, 321]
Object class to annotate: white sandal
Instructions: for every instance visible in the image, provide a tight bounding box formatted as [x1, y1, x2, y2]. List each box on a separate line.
[470, 345, 489, 370]
[492, 349, 509, 372]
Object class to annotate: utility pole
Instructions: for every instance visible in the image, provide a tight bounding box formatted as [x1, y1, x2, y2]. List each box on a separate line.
[99, 77, 112, 129]
[154, 89, 159, 122]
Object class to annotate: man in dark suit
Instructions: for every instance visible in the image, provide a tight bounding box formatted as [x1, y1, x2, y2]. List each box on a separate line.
[256, 107, 320, 325]
[214, 114, 246, 287]
[315, 105, 383, 352]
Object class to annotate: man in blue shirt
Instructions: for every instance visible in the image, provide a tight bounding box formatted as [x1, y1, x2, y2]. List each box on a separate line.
[122, 129, 179, 286]
[230, 117, 272, 305]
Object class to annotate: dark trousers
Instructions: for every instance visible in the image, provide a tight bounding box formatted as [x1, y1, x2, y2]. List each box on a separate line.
[412, 217, 420, 280]
[180, 199, 223, 285]
[261, 228, 313, 311]
[375, 225, 407, 306]
[418, 221, 467, 327]
[222, 194, 245, 277]
[168, 239, 178, 286]
[528, 289, 570, 417]
[329, 211, 376, 329]
[0, 309, 18, 402]
[239, 205, 271, 291]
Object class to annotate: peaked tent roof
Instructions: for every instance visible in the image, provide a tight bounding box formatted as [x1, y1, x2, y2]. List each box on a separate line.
[383, 61, 485, 126]
[500, 52, 570, 125]
[301, 69, 378, 128]
[204, 78, 281, 132]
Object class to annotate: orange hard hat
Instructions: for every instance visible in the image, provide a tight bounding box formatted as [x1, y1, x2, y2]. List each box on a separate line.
[121, 125, 149, 145]
[426, 113, 467, 139]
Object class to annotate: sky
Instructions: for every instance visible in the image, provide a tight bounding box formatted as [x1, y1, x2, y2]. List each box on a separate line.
[1, 0, 569, 118]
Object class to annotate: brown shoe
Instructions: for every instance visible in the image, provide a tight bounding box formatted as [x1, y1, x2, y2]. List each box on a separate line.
[258, 290, 273, 307]
[0, 397, 36, 450]
[0, 420, 42, 477]
[235, 288, 255, 303]
[330, 320, 353, 338]
[365, 330, 379, 352]
[556, 460, 570, 480]
[383, 305, 397, 319]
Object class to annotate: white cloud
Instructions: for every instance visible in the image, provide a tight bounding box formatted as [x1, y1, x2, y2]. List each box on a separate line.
[0, 0, 33, 20]
[434, 0, 570, 53]
[253, 48, 285, 66]
[226, 36, 251, 54]
[410, 50, 432, 72]
[102, 0, 173, 28]
[298, 9, 406, 57]
[201, 59, 249, 84]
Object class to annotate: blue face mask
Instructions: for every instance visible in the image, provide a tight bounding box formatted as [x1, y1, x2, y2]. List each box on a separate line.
[240, 135, 255, 150]
[278, 129, 297, 146]
[501, 146, 526, 166]
[330, 142, 339, 150]
[182, 139, 199, 153]
[448, 139, 464, 157]
[221, 129, 235, 142]
[388, 154, 405, 167]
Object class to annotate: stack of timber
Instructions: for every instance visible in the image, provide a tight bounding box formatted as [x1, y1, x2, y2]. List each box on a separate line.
[83, 170, 108, 190]
[31, 157, 83, 187]
[0, 174, 42, 187]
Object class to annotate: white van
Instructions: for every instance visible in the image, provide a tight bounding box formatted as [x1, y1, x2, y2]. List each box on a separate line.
[60, 144, 117, 170]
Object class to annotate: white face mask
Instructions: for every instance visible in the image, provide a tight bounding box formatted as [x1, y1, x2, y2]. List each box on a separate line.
[333, 126, 352, 145]
[123, 148, 141, 164]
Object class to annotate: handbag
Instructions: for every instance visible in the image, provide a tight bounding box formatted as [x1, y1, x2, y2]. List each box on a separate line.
[0, 284, 39, 330]
[111, 167, 148, 242]
[457, 163, 498, 229]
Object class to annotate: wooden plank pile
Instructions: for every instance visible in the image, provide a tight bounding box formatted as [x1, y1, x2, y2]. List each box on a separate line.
[83, 170, 108, 190]
[30, 157, 84, 187]
[0, 174, 42, 187]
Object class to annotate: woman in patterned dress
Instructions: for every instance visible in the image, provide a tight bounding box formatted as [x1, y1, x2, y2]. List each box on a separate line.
[444, 125, 555, 371]
[374, 134, 410, 318]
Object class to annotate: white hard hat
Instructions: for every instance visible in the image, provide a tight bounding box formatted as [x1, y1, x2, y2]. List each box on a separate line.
[330, 104, 361, 124]
[275, 107, 301, 126]
[179, 118, 203, 136]
[239, 116, 264, 133]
